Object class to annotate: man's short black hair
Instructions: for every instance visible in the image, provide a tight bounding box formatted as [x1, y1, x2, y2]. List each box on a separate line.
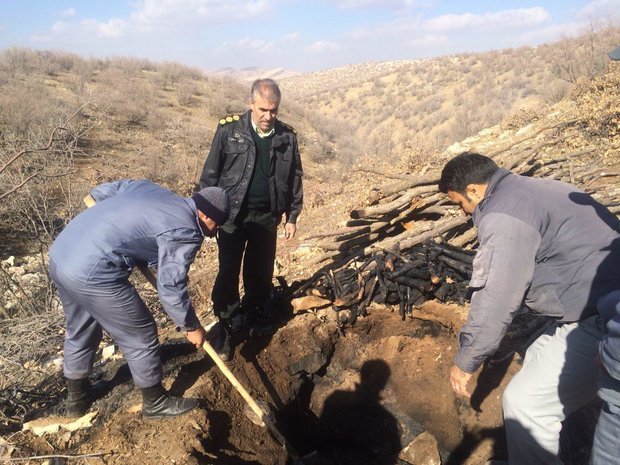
[438, 152, 499, 194]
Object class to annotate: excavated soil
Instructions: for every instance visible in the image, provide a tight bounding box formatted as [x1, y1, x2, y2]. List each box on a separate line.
[9, 300, 546, 465]
[12, 289, 600, 465]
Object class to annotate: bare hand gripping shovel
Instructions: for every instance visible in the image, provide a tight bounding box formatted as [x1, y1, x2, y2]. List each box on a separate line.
[83, 194, 321, 464]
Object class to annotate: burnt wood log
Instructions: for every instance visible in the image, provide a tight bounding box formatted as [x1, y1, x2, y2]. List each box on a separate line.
[427, 241, 475, 264]
[359, 275, 378, 317]
[434, 281, 452, 301]
[437, 255, 472, 277]
[392, 275, 434, 293]
[385, 260, 428, 278]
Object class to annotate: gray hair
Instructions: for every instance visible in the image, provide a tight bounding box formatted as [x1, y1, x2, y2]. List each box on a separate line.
[250, 78, 281, 104]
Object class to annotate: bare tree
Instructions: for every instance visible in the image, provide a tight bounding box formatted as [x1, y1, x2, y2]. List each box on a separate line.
[551, 21, 620, 83]
[0, 101, 102, 320]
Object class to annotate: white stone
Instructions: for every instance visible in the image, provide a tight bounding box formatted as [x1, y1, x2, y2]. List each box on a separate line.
[399, 431, 441, 465]
[101, 345, 116, 360]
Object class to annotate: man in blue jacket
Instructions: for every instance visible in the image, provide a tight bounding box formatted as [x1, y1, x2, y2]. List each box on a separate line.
[438, 152, 620, 464]
[49, 180, 229, 419]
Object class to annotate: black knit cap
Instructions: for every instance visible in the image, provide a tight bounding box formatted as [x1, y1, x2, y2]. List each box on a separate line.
[192, 187, 230, 225]
[609, 46, 620, 61]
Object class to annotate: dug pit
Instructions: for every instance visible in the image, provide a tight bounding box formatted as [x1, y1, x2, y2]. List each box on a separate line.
[8, 302, 598, 465]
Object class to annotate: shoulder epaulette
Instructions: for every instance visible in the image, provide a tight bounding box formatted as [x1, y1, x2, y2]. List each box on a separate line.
[279, 120, 296, 134]
[218, 114, 241, 125]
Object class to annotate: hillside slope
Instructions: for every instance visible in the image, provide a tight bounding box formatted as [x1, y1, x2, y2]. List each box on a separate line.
[280, 26, 620, 165]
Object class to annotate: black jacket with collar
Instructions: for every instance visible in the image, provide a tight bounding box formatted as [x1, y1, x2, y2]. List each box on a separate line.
[198, 110, 303, 224]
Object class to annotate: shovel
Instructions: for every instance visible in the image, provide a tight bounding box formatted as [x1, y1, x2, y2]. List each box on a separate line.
[201, 338, 304, 460]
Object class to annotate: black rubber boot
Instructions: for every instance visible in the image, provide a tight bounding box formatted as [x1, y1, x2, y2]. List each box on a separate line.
[66, 377, 110, 417]
[141, 383, 199, 419]
[65, 378, 92, 417]
[211, 319, 233, 362]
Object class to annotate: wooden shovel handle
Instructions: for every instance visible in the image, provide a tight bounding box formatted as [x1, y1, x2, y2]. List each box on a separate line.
[201, 340, 267, 426]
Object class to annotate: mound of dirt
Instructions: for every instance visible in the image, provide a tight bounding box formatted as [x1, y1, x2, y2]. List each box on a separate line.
[4, 303, 480, 464]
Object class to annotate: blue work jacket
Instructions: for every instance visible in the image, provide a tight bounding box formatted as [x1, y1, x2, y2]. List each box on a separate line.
[49, 180, 204, 331]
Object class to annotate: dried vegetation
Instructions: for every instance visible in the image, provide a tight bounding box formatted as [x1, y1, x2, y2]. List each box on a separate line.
[281, 23, 620, 167]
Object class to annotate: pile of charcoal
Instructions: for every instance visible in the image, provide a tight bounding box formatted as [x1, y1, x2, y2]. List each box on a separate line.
[312, 239, 475, 324]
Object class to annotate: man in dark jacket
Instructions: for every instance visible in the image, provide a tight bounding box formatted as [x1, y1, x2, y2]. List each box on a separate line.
[198, 78, 303, 359]
[438, 152, 620, 464]
[49, 180, 229, 419]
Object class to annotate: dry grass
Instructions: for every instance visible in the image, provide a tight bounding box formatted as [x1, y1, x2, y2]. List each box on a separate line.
[280, 24, 620, 167]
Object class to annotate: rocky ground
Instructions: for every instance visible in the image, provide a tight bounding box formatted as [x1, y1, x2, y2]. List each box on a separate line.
[5, 296, 598, 465]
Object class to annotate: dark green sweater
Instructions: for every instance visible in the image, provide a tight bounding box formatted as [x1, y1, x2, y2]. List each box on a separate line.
[247, 130, 273, 211]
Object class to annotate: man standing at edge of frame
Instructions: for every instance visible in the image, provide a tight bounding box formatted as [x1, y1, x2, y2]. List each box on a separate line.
[589, 44, 620, 465]
[438, 152, 620, 464]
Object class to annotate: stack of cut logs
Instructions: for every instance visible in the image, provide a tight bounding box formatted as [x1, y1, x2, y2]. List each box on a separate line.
[294, 118, 619, 319]
[295, 239, 474, 324]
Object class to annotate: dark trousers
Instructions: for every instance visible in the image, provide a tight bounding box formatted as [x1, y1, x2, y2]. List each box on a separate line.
[213, 209, 277, 319]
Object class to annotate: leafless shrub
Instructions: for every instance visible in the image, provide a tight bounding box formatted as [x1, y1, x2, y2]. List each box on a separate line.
[98, 73, 157, 126]
[0, 101, 100, 255]
[202, 77, 249, 117]
[0, 47, 43, 77]
[0, 81, 67, 142]
[66, 59, 95, 96]
[135, 147, 174, 187]
[399, 135, 438, 171]
[166, 120, 212, 187]
[0, 309, 65, 391]
[542, 80, 571, 104]
[550, 22, 620, 83]
[159, 62, 183, 89]
[101, 56, 156, 77]
[175, 80, 198, 106]
[0, 48, 84, 79]
[501, 108, 543, 130]
[155, 62, 204, 91]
